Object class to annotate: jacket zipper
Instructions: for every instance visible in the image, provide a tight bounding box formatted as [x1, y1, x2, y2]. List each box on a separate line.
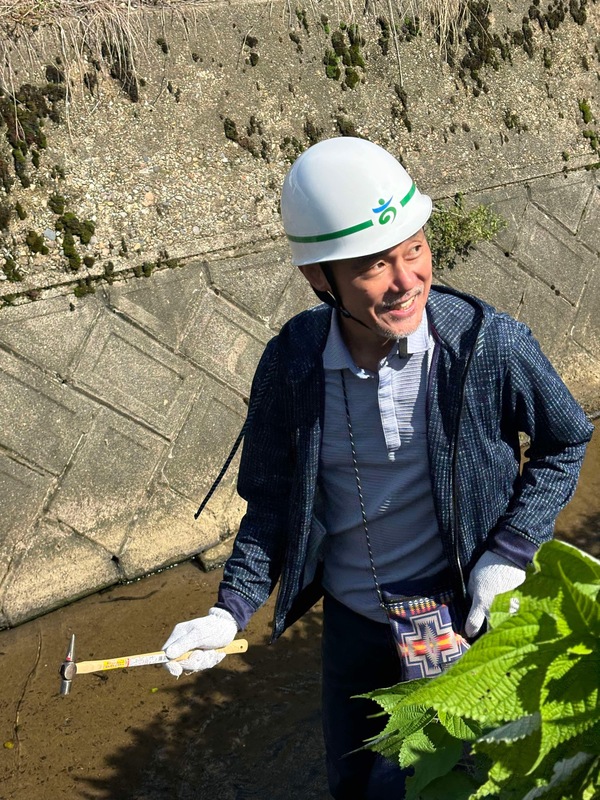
[450, 329, 481, 599]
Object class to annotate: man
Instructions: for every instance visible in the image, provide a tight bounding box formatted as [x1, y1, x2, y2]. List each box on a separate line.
[162, 138, 593, 798]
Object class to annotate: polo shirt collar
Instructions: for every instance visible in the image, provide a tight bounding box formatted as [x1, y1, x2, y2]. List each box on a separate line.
[323, 309, 431, 372]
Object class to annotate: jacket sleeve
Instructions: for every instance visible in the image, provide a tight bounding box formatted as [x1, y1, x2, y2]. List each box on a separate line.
[488, 322, 594, 568]
[214, 336, 293, 629]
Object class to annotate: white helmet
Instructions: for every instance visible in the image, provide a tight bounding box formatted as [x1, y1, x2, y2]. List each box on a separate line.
[281, 137, 432, 266]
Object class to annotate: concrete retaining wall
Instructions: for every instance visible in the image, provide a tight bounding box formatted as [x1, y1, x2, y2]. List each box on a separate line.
[1, 0, 600, 625]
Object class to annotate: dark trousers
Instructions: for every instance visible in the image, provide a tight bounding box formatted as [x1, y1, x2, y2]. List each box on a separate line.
[321, 592, 410, 800]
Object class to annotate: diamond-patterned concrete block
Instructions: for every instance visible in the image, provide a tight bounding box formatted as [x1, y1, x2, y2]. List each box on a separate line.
[74, 311, 200, 437]
[48, 408, 167, 553]
[577, 186, 600, 255]
[0, 349, 93, 475]
[206, 244, 293, 321]
[181, 291, 271, 395]
[0, 294, 101, 376]
[0, 454, 51, 584]
[513, 204, 591, 305]
[118, 483, 244, 579]
[442, 241, 526, 318]
[529, 171, 593, 233]
[466, 186, 529, 255]
[572, 265, 600, 361]
[164, 375, 246, 502]
[1, 518, 120, 626]
[107, 264, 208, 349]
[270, 267, 319, 331]
[559, 337, 600, 414]
[517, 277, 576, 363]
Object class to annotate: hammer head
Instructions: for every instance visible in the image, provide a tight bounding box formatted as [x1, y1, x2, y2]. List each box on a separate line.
[59, 634, 76, 696]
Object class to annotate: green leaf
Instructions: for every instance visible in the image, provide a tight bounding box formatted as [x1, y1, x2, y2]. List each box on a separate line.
[402, 612, 560, 723]
[419, 770, 478, 800]
[582, 756, 600, 800]
[364, 540, 600, 799]
[367, 705, 436, 759]
[477, 713, 541, 745]
[402, 722, 463, 799]
[521, 752, 595, 800]
[474, 721, 542, 781]
[539, 688, 599, 763]
[362, 678, 430, 714]
[558, 563, 600, 637]
[568, 643, 594, 655]
[438, 710, 482, 741]
[534, 540, 600, 587]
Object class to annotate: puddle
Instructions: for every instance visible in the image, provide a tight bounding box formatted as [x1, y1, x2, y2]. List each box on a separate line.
[0, 424, 597, 799]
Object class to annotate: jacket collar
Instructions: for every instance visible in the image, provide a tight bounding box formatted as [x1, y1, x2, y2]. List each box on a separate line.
[426, 286, 486, 358]
[281, 285, 488, 381]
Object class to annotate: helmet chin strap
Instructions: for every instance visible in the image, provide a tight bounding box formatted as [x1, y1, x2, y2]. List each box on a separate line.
[320, 263, 372, 331]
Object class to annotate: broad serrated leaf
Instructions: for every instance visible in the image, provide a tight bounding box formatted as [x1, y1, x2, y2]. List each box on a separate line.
[542, 651, 598, 706]
[521, 752, 595, 800]
[489, 586, 558, 630]
[364, 540, 600, 799]
[543, 648, 581, 689]
[474, 721, 542, 779]
[367, 706, 436, 759]
[438, 710, 482, 741]
[419, 770, 477, 800]
[401, 613, 561, 723]
[402, 722, 463, 799]
[558, 563, 600, 637]
[477, 713, 541, 744]
[535, 540, 600, 585]
[538, 694, 599, 766]
[362, 679, 430, 714]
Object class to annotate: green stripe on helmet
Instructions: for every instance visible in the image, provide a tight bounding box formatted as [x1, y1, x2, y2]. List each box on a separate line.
[287, 219, 374, 244]
[286, 181, 416, 244]
[400, 181, 416, 206]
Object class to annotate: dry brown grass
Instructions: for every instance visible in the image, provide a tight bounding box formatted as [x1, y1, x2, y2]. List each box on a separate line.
[0, 0, 469, 100]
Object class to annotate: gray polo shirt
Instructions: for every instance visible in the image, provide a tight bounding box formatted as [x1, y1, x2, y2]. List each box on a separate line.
[320, 311, 448, 622]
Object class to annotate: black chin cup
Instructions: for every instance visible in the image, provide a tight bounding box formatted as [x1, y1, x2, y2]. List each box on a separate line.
[312, 286, 337, 308]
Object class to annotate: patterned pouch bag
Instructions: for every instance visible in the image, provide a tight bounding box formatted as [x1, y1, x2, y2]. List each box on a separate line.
[381, 587, 470, 681]
[339, 370, 470, 680]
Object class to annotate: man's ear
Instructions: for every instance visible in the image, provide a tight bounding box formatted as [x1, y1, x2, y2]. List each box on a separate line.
[298, 263, 331, 292]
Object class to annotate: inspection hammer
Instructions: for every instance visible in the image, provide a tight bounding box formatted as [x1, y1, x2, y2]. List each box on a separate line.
[59, 633, 248, 695]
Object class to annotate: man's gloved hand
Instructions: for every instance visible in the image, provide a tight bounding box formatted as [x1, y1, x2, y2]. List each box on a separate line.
[465, 551, 526, 638]
[162, 607, 238, 677]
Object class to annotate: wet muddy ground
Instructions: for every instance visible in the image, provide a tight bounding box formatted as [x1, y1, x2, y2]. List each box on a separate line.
[1, 424, 598, 800]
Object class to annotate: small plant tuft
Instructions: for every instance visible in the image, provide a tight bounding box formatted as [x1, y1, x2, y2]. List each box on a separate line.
[427, 194, 506, 269]
[48, 193, 66, 215]
[579, 98, 593, 125]
[25, 230, 49, 255]
[73, 277, 96, 297]
[3, 256, 22, 282]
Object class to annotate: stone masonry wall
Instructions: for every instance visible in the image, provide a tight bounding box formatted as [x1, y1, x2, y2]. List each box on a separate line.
[1, 0, 600, 625]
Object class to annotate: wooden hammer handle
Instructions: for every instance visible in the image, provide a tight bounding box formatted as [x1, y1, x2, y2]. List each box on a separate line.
[73, 638, 248, 675]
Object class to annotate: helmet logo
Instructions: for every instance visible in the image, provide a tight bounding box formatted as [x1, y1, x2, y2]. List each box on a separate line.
[286, 182, 417, 245]
[373, 196, 397, 226]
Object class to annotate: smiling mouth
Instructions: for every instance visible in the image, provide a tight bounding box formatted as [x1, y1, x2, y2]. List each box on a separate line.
[381, 293, 420, 314]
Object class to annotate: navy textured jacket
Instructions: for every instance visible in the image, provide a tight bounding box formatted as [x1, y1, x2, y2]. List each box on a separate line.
[216, 287, 593, 639]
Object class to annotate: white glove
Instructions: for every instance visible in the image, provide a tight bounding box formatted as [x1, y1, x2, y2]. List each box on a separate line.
[465, 551, 526, 638]
[162, 607, 238, 677]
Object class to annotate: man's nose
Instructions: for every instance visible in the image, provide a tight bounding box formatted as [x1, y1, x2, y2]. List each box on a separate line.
[389, 259, 418, 292]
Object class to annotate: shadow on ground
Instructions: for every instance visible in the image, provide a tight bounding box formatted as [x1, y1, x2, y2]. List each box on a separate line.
[76, 605, 328, 800]
[0, 568, 329, 800]
[0, 425, 597, 800]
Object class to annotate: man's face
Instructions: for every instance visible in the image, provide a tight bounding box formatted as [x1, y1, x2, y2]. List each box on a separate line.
[323, 230, 433, 342]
